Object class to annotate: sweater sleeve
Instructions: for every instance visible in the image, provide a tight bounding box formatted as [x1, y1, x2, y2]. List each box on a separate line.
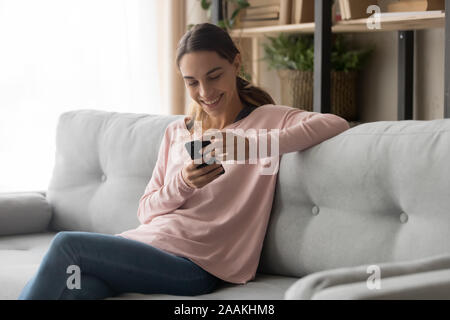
[248, 109, 350, 158]
[137, 123, 195, 225]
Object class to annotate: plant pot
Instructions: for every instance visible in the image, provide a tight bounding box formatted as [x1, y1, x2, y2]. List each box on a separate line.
[277, 69, 358, 121]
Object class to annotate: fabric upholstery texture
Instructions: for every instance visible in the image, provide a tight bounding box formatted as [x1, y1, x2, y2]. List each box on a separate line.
[1, 109, 450, 299]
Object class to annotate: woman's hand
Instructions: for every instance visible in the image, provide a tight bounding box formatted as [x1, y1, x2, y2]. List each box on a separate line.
[201, 131, 250, 163]
[181, 160, 225, 189]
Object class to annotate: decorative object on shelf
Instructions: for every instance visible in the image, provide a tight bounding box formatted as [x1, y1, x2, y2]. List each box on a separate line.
[262, 33, 373, 121]
[291, 0, 314, 24]
[387, 0, 445, 13]
[233, 0, 292, 28]
[339, 0, 379, 20]
[187, 0, 250, 31]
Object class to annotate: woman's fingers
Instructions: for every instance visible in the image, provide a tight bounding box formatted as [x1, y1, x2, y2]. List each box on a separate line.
[195, 165, 225, 187]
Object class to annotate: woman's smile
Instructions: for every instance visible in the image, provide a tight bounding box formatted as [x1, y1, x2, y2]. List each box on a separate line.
[201, 93, 224, 110]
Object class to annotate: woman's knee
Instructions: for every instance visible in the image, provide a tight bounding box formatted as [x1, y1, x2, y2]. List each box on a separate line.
[50, 231, 80, 249]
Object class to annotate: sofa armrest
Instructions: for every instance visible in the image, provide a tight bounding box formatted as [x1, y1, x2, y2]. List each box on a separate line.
[285, 254, 450, 300]
[310, 268, 450, 299]
[0, 191, 52, 236]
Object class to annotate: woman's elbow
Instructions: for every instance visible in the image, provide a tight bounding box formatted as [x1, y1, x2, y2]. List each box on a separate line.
[327, 114, 350, 133]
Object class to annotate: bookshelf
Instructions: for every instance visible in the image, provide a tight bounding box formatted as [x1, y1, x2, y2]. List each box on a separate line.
[229, 12, 445, 37]
[211, 0, 450, 121]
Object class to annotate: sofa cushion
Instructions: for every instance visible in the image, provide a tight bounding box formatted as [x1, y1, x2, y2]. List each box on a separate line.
[107, 274, 298, 300]
[0, 191, 52, 236]
[258, 119, 450, 277]
[46, 110, 184, 234]
[0, 232, 57, 299]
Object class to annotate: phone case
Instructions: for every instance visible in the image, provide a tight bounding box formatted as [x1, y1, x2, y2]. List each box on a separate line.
[184, 140, 225, 173]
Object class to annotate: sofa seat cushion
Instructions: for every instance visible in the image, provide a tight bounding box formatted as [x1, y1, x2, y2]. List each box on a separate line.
[108, 274, 299, 300]
[0, 232, 57, 299]
[0, 232, 298, 300]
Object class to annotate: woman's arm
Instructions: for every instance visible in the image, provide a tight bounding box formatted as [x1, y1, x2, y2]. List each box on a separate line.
[249, 109, 350, 157]
[137, 123, 195, 225]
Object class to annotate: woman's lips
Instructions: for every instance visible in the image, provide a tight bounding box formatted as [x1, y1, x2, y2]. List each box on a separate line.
[201, 93, 224, 109]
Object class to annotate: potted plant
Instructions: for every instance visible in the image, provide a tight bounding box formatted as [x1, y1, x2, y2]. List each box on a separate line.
[262, 33, 373, 121]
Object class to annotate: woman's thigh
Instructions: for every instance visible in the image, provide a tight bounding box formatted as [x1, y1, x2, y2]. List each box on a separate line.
[53, 231, 221, 297]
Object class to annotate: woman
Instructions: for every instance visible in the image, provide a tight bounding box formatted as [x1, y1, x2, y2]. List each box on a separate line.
[18, 23, 349, 300]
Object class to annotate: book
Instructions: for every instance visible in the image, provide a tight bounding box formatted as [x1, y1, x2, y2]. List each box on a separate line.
[279, 0, 292, 24]
[292, 0, 314, 24]
[237, 0, 292, 28]
[246, 0, 280, 7]
[387, 0, 445, 12]
[241, 5, 280, 17]
[241, 12, 280, 20]
[339, 0, 349, 20]
[339, 0, 379, 20]
[238, 19, 280, 28]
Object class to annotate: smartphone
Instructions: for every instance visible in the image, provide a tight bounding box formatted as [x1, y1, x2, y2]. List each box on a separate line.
[184, 139, 225, 174]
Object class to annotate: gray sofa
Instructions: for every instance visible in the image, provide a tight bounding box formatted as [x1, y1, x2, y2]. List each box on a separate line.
[1, 109, 450, 300]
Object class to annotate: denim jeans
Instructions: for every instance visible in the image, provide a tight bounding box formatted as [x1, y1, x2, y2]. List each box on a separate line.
[18, 231, 222, 300]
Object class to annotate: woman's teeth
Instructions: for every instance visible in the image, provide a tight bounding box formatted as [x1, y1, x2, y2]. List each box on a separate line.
[202, 94, 222, 106]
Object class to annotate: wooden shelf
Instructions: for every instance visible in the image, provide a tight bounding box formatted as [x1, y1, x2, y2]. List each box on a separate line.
[230, 12, 445, 38]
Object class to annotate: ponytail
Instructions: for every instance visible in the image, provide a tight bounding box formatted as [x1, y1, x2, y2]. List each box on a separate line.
[236, 76, 275, 109]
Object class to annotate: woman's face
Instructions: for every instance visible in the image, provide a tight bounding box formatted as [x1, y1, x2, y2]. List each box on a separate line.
[179, 50, 241, 117]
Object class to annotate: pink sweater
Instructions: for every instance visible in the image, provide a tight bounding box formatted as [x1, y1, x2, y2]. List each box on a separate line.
[116, 105, 350, 284]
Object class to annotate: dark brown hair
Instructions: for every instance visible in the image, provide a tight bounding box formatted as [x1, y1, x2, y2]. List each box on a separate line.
[176, 23, 275, 132]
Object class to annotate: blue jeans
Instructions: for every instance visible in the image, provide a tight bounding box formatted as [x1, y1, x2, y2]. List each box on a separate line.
[18, 231, 222, 300]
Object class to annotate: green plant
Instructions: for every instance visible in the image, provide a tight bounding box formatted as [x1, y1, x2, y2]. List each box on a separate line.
[262, 33, 373, 72]
[188, 0, 250, 31]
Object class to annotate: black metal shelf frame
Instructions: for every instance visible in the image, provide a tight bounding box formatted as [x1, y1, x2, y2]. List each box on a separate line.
[212, 0, 450, 119]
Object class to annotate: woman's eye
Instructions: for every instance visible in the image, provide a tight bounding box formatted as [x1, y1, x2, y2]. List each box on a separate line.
[210, 74, 221, 80]
[188, 82, 198, 87]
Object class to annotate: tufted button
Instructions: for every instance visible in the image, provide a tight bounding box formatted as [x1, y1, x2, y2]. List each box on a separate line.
[101, 174, 107, 182]
[312, 206, 320, 216]
[400, 212, 408, 224]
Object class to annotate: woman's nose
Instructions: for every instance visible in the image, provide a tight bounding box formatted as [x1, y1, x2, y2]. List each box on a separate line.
[199, 82, 212, 98]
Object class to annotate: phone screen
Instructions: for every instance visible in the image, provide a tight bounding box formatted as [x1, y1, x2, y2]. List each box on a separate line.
[185, 140, 213, 168]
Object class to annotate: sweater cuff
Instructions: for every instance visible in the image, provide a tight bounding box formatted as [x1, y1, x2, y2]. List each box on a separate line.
[176, 169, 195, 193]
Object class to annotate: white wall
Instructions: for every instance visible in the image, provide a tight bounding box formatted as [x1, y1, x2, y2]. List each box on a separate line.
[0, 0, 161, 192]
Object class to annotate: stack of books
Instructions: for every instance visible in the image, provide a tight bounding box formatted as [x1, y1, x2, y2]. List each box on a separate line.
[237, 0, 292, 28]
[387, 0, 445, 12]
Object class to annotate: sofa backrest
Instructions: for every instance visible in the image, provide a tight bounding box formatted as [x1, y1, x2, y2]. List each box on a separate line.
[47, 109, 183, 234]
[257, 118, 450, 277]
[47, 109, 450, 278]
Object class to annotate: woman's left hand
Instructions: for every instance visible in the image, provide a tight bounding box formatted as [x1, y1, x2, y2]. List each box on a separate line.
[200, 131, 250, 163]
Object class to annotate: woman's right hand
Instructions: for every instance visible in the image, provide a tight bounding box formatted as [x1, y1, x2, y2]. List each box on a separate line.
[181, 160, 225, 189]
